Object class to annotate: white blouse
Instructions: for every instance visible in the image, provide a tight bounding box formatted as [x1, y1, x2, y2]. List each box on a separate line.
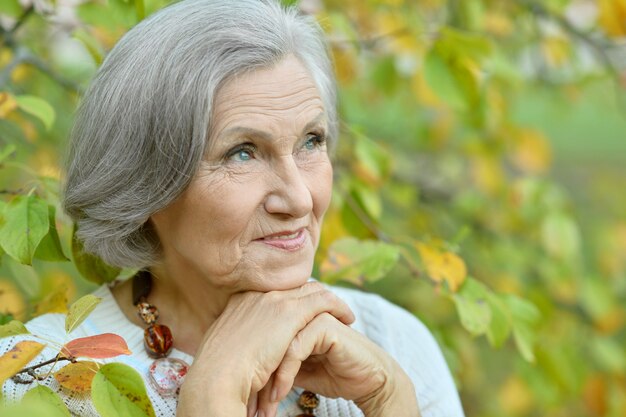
[1, 283, 465, 416]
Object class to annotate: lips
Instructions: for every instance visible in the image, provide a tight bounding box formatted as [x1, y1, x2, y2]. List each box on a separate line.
[256, 228, 307, 251]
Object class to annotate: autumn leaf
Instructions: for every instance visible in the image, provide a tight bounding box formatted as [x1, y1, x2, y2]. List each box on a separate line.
[0, 280, 27, 321]
[598, 0, 626, 37]
[34, 285, 69, 317]
[61, 333, 131, 359]
[65, 294, 102, 333]
[0, 340, 45, 385]
[416, 242, 467, 292]
[0, 92, 18, 118]
[54, 361, 100, 393]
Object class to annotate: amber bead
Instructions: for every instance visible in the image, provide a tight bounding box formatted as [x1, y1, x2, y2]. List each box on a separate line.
[298, 390, 320, 410]
[144, 324, 173, 358]
[137, 302, 159, 325]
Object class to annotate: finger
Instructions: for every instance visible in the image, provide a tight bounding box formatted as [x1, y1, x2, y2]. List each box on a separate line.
[295, 287, 355, 325]
[273, 313, 337, 400]
[247, 390, 258, 417]
[257, 374, 280, 417]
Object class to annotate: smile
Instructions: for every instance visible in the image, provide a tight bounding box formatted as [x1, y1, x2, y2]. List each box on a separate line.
[256, 229, 307, 251]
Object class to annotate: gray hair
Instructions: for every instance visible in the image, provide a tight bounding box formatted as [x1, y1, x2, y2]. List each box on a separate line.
[63, 0, 337, 268]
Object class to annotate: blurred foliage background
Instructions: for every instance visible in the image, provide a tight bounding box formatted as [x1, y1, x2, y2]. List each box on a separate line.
[0, 0, 625, 416]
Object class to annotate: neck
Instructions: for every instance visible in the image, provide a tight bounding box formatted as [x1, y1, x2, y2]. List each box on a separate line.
[113, 263, 235, 356]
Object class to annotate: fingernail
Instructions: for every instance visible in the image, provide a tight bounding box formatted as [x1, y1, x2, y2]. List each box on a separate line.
[257, 411, 265, 417]
[271, 387, 278, 402]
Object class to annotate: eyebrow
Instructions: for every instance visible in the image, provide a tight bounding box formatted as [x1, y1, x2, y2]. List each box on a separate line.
[216, 112, 327, 143]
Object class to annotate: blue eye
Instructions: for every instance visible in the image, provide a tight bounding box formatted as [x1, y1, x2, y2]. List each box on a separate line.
[226, 144, 255, 162]
[303, 134, 326, 151]
[235, 149, 252, 161]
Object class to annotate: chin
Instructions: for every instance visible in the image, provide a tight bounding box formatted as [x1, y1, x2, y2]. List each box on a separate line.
[252, 264, 313, 292]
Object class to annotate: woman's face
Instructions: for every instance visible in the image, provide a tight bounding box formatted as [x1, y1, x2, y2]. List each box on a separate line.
[150, 55, 333, 292]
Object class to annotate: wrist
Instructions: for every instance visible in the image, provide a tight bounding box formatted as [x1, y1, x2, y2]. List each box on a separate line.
[355, 364, 420, 417]
[177, 370, 247, 417]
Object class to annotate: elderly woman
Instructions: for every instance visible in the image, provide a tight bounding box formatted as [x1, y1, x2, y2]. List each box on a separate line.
[1, 1, 464, 416]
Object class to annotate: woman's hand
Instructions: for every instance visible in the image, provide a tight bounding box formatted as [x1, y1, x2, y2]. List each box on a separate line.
[176, 281, 355, 417]
[260, 312, 421, 417]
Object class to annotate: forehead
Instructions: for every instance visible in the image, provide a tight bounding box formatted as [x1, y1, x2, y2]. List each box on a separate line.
[211, 55, 325, 134]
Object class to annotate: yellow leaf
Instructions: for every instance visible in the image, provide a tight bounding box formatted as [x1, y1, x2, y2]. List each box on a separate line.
[320, 251, 352, 277]
[54, 361, 100, 393]
[583, 374, 608, 417]
[416, 243, 467, 292]
[0, 48, 12, 68]
[332, 45, 358, 84]
[0, 92, 18, 119]
[541, 37, 571, 68]
[0, 279, 27, 321]
[510, 128, 552, 174]
[411, 70, 443, 108]
[483, 11, 513, 36]
[33, 285, 69, 317]
[0, 340, 45, 386]
[498, 376, 533, 416]
[599, 0, 626, 37]
[471, 153, 504, 194]
[10, 64, 31, 83]
[318, 205, 349, 257]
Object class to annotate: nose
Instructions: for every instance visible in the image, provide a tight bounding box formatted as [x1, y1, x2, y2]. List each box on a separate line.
[264, 155, 313, 218]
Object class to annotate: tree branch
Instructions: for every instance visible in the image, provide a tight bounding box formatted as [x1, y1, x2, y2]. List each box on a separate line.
[0, 47, 82, 92]
[10, 354, 74, 384]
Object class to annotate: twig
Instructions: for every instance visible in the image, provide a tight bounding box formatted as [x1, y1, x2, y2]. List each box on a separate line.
[520, 0, 626, 114]
[0, 47, 81, 92]
[8, 6, 34, 36]
[10, 354, 74, 384]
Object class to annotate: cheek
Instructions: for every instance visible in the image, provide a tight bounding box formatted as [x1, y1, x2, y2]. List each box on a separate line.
[310, 160, 333, 218]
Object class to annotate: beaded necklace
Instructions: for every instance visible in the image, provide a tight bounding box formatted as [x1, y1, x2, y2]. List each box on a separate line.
[131, 271, 320, 415]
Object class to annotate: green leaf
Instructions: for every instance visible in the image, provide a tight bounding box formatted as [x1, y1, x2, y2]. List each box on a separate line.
[14, 96, 56, 131]
[354, 132, 392, 182]
[0, 144, 16, 164]
[541, 212, 581, 260]
[0, 313, 15, 325]
[0, 195, 50, 265]
[92, 363, 156, 417]
[65, 294, 102, 334]
[72, 29, 105, 66]
[34, 205, 69, 262]
[590, 336, 626, 373]
[0, 402, 63, 417]
[0, 119, 26, 143]
[0, 320, 29, 339]
[7, 259, 40, 298]
[281, 0, 299, 6]
[0, 0, 23, 17]
[321, 238, 400, 285]
[22, 385, 71, 417]
[352, 181, 382, 221]
[371, 56, 399, 95]
[485, 293, 511, 348]
[77, 0, 136, 31]
[71, 224, 121, 284]
[503, 294, 540, 362]
[423, 50, 466, 109]
[452, 278, 492, 336]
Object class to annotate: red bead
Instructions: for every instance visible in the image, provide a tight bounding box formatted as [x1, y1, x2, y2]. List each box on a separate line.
[144, 324, 173, 358]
